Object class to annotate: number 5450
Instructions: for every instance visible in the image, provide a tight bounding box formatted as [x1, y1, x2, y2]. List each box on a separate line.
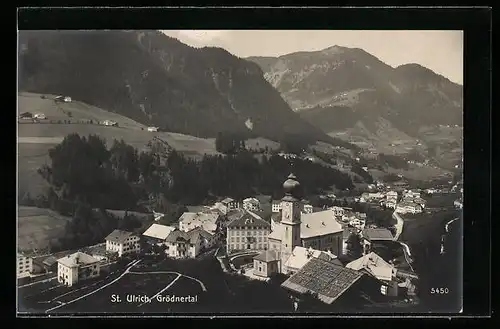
[430, 288, 449, 294]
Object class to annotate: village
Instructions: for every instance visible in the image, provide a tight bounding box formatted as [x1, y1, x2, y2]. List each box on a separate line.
[17, 170, 463, 313]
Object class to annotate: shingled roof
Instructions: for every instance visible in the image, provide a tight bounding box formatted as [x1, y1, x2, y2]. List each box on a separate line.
[165, 227, 213, 245]
[281, 258, 363, 305]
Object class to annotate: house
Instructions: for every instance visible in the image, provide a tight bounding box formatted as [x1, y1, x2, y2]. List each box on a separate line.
[243, 197, 261, 212]
[221, 197, 238, 210]
[386, 191, 398, 201]
[64, 96, 72, 102]
[454, 200, 463, 209]
[178, 212, 219, 235]
[253, 250, 280, 278]
[281, 257, 365, 305]
[349, 218, 366, 230]
[226, 210, 271, 253]
[147, 126, 159, 132]
[17, 253, 33, 279]
[361, 228, 394, 255]
[153, 211, 165, 222]
[105, 229, 140, 257]
[395, 202, 422, 214]
[164, 227, 215, 259]
[33, 113, 46, 120]
[330, 206, 345, 218]
[302, 203, 313, 214]
[19, 112, 33, 119]
[57, 252, 100, 287]
[385, 200, 397, 209]
[101, 120, 118, 127]
[55, 95, 72, 102]
[346, 252, 396, 283]
[282, 246, 340, 275]
[272, 200, 282, 213]
[142, 223, 176, 246]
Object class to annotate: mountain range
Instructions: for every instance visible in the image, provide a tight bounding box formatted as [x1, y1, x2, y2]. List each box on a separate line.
[18, 30, 334, 145]
[247, 46, 463, 162]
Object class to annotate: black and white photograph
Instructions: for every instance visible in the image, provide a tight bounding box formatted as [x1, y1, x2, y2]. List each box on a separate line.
[17, 26, 467, 315]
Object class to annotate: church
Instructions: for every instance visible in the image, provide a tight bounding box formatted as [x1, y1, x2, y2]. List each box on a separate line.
[253, 173, 344, 278]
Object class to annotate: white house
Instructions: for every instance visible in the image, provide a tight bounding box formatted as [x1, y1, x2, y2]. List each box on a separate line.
[105, 229, 140, 257]
[102, 120, 118, 126]
[142, 223, 176, 246]
[454, 200, 463, 209]
[272, 200, 282, 213]
[385, 200, 397, 209]
[303, 204, 313, 214]
[64, 96, 72, 102]
[164, 227, 215, 258]
[33, 113, 46, 120]
[178, 212, 219, 235]
[386, 191, 398, 201]
[17, 253, 33, 279]
[226, 210, 271, 253]
[147, 126, 159, 132]
[221, 198, 239, 211]
[57, 252, 100, 287]
[243, 197, 261, 212]
[330, 206, 345, 218]
[395, 202, 422, 214]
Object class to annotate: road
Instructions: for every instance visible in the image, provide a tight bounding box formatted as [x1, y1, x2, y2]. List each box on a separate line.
[392, 211, 414, 272]
[128, 270, 207, 292]
[45, 258, 142, 313]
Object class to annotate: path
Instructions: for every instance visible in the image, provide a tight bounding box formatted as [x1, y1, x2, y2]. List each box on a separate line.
[128, 270, 207, 292]
[137, 274, 181, 307]
[392, 211, 414, 272]
[19, 276, 57, 288]
[44, 259, 142, 313]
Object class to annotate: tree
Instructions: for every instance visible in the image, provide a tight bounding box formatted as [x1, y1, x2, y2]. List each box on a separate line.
[346, 233, 363, 259]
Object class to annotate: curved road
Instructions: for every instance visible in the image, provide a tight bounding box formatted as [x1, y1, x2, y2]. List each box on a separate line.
[392, 211, 414, 272]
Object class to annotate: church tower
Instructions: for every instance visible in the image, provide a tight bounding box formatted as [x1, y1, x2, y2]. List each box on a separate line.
[280, 173, 302, 272]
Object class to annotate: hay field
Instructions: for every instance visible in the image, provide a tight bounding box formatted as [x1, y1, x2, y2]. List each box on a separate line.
[17, 206, 71, 252]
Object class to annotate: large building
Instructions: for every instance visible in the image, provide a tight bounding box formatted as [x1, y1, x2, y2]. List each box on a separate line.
[255, 174, 344, 276]
[179, 212, 219, 234]
[142, 223, 177, 246]
[243, 197, 261, 212]
[17, 253, 33, 279]
[57, 252, 100, 287]
[226, 210, 271, 253]
[164, 227, 215, 259]
[105, 229, 140, 257]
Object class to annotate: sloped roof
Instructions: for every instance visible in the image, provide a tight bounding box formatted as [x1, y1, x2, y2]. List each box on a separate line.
[227, 210, 271, 229]
[284, 246, 337, 270]
[105, 229, 135, 243]
[301, 210, 343, 238]
[221, 197, 235, 204]
[143, 224, 176, 240]
[165, 227, 213, 245]
[179, 212, 219, 232]
[281, 258, 364, 305]
[346, 252, 395, 281]
[57, 252, 99, 268]
[362, 228, 393, 241]
[253, 250, 279, 262]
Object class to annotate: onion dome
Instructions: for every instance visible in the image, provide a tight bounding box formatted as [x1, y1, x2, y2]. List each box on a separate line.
[283, 173, 300, 195]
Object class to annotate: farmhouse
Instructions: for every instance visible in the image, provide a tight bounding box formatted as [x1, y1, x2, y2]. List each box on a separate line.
[19, 112, 33, 120]
[164, 227, 215, 259]
[147, 126, 159, 132]
[101, 120, 118, 127]
[57, 252, 100, 287]
[226, 210, 271, 253]
[361, 228, 394, 255]
[142, 223, 176, 246]
[281, 257, 374, 306]
[105, 229, 140, 257]
[214, 198, 239, 215]
[243, 197, 261, 212]
[17, 253, 33, 279]
[178, 212, 219, 235]
[33, 113, 46, 120]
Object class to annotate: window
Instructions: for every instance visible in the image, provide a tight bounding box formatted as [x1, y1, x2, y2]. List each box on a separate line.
[259, 266, 262, 272]
[258, 237, 262, 242]
[236, 237, 240, 243]
[247, 231, 251, 236]
[231, 237, 235, 242]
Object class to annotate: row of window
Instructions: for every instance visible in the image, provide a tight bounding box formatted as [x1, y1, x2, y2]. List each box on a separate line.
[228, 229, 269, 236]
[228, 244, 267, 250]
[229, 237, 268, 243]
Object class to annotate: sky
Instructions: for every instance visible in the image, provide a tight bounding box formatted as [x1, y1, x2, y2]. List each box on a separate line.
[161, 30, 463, 85]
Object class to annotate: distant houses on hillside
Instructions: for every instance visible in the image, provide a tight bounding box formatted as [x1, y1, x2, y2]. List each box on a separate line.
[55, 95, 72, 103]
[101, 120, 118, 127]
